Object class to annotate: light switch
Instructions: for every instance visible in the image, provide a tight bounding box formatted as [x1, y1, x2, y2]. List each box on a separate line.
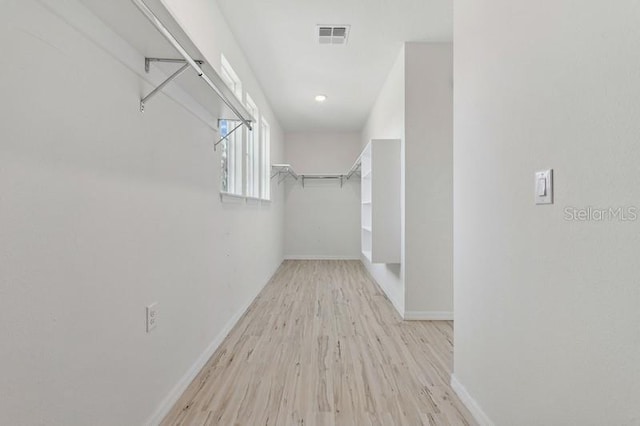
[536, 178, 547, 196]
[535, 169, 553, 205]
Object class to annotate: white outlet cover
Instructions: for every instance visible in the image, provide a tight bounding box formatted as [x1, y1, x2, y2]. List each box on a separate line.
[535, 169, 553, 205]
[146, 303, 158, 333]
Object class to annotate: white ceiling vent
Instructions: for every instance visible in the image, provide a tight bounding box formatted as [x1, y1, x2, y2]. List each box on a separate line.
[317, 25, 350, 45]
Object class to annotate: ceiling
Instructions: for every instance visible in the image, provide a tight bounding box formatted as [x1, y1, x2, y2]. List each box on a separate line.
[215, 0, 452, 132]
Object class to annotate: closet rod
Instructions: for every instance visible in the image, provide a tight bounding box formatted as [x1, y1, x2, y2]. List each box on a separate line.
[301, 174, 346, 188]
[131, 0, 253, 131]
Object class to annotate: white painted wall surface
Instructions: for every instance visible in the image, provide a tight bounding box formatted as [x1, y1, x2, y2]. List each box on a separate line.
[360, 47, 406, 316]
[404, 43, 453, 317]
[454, 1, 640, 424]
[283, 132, 361, 259]
[0, 1, 284, 424]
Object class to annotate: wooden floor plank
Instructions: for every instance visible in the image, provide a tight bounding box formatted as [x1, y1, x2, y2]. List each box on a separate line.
[161, 260, 476, 426]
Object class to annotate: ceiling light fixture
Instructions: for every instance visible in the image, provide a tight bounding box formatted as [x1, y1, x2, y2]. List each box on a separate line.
[315, 94, 327, 103]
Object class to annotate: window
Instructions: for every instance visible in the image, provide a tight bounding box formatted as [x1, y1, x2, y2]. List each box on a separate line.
[245, 94, 260, 198]
[219, 55, 243, 195]
[260, 118, 271, 200]
[219, 120, 243, 194]
[220, 55, 242, 100]
[219, 54, 270, 201]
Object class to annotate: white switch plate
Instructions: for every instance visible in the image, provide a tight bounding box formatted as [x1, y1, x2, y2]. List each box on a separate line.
[146, 303, 158, 333]
[535, 169, 553, 205]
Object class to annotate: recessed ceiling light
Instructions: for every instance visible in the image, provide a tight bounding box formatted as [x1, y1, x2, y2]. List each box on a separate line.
[315, 94, 327, 102]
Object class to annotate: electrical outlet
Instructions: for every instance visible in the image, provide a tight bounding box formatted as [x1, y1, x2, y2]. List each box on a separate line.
[146, 303, 158, 333]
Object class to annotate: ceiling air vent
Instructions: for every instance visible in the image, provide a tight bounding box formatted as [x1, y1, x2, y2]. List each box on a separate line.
[317, 25, 350, 45]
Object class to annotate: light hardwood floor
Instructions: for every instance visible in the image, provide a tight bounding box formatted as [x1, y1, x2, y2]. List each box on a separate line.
[161, 260, 475, 426]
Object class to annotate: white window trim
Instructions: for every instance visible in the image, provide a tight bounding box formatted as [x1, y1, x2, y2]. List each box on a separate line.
[260, 117, 271, 201]
[219, 55, 244, 196]
[245, 93, 260, 199]
[220, 54, 242, 101]
[218, 55, 271, 203]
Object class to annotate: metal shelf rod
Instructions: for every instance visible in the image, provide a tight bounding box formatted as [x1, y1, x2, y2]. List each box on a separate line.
[131, 0, 253, 130]
[271, 161, 362, 188]
[301, 174, 345, 188]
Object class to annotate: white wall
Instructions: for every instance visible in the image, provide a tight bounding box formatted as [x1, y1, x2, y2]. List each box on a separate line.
[404, 43, 453, 318]
[0, 1, 284, 425]
[283, 132, 361, 259]
[361, 47, 406, 315]
[454, 1, 640, 425]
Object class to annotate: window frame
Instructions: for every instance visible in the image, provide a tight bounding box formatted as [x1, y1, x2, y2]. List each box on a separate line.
[219, 55, 244, 196]
[260, 117, 271, 201]
[245, 94, 260, 199]
[218, 54, 271, 203]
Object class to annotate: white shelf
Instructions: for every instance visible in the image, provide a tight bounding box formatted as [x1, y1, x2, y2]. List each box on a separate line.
[271, 162, 362, 187]
[78, 0, 255, 131]
[360, 139, 401, 264]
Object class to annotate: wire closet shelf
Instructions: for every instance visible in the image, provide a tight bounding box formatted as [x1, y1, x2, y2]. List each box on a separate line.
[131, 0, 254, 150]
[271, 156, 362, 188]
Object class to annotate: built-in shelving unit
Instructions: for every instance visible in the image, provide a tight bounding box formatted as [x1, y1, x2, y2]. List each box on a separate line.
[360, 139, 401, 264]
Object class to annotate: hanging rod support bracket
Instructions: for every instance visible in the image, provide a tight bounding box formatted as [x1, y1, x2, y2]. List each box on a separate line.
[144, 57, 202, 73]
[132, 0, 254, 132]
[270, 164, 299, 183]
[214, 121, 244, 151]
[140, 58, 204, 112]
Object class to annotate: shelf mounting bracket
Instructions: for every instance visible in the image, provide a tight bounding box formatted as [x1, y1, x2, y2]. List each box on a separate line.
[213, 119, 244, 152]
[140, 58, 203, 112]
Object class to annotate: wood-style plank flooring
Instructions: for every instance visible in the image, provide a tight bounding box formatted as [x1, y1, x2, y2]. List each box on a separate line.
[161, 260, 475, 425]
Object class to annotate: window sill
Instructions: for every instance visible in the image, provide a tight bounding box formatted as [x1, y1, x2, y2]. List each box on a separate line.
[219, 191, 245, 203]
[246, 196, 271, 203]
[219, 192, 271, 203]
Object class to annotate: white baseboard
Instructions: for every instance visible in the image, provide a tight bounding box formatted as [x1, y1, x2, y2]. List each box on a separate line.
[284, 254, 360, 260]
[450, 374, 495, 426]
[403, 311, 453, 321]
[358, 258, 404, 319]
[387, 292, 405, 319]
[144, 295, 256, 426]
